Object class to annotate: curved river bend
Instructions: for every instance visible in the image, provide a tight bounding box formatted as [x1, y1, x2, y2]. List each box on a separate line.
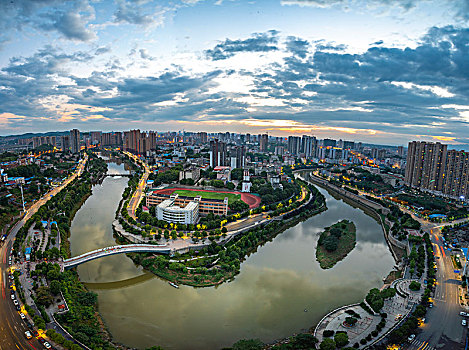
[69, 163, 394, 350]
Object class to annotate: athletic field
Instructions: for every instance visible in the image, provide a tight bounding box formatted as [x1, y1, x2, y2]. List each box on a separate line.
[153, 187, 261, 208]
[173, 190, 240, 204]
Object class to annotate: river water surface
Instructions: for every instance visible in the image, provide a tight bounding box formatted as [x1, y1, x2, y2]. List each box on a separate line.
[69, 163, 394, 350]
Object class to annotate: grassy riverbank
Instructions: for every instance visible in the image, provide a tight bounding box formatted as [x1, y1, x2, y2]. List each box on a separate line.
[316, 219, 356, 269]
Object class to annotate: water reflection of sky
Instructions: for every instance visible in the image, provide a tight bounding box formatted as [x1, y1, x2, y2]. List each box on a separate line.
[70, 169, 395, 350]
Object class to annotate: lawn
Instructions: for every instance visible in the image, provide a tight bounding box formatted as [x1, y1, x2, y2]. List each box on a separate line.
[173, 190, 241, 204]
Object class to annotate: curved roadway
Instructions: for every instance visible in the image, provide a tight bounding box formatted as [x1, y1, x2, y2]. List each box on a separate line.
[0, 155, 87, 349]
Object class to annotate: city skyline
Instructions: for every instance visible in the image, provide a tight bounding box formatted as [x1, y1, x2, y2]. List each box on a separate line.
[1, 0, 469, 146]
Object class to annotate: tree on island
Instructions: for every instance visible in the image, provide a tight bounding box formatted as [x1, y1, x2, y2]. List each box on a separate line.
[323, 235, 339, 252]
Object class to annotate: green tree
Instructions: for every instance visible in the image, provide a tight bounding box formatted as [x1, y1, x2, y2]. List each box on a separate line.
[334, 332, 349, 348]
[320, 338, 336, 350]
[232, 339, 264, 350]
[323, 235, 338, 252]
[49, 280, 61, 295]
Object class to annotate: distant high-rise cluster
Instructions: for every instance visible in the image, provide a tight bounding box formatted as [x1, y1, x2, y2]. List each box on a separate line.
[123, 130, 157, 154]
[32, 136, 56, 149]
[405, 141, 469, 201]
[101, 132, 123, 147]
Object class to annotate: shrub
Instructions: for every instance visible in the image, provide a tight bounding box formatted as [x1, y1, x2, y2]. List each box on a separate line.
[334, 332, 349, 348]
[409, 281, 421, 291]
[360, 339, 367, 345]
[320, 338, 336, 350]
[323, 330, 335, 337]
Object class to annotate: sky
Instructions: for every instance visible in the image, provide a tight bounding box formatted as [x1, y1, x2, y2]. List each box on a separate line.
[0, 0, 469, 146]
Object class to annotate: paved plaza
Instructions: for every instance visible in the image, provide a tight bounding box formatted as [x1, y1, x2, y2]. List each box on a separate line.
[315, 279, 425, 348]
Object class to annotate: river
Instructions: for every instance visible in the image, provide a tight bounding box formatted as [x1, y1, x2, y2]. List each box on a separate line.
[69, 162, 395, 350]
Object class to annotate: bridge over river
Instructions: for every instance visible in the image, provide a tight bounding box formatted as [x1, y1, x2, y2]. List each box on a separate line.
[63, 244, 171, 269]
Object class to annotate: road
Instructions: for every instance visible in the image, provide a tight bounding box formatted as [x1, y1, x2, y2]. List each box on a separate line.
[124, 152, 149, 220]
[0, 154, 88, 350]
[0, 241, 43, 350]
[405, 225, 466, 350]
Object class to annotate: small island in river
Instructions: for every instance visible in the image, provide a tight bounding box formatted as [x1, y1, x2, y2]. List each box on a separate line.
[316, 219, 357, 269]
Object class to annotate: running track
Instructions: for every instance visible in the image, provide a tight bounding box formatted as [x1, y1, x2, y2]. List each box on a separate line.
[152, 187, 261, 209]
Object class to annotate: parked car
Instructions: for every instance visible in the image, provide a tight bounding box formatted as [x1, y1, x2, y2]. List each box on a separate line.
[10, 294, 15, 300]
[408, 334, 416, 342]
[19, 312, 25, 320]
[24, 331, 32, 339]
[13, 299, 19, 306]
[43, 342, 52, 349]
[463, 319, 467, 326]
[460, 311, 467, 316]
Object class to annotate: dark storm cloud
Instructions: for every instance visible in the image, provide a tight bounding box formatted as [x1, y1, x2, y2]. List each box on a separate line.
[205, 30, 280, 60]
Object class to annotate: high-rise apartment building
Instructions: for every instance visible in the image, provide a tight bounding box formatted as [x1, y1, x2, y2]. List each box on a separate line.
[397, 146, 404, 157]
[405, 141, 447, 192]
[61, 135, 70, 152]
[301, 135, 316, 158]
[210, 139, 227, 167]
[259, 134, 268, 152]
[101, 132, 123, 147]
[32, 136, 56, 149]
[231, 146, 246, 169]
[198, 132, 208, 143]
[124, 130, 156, 154]
[90, 131, 102, 145]
[442, 150, 469, 200]
[322, 138, 337, 147]
[70, 129, 80, 154]
[287, 136, 301, 156]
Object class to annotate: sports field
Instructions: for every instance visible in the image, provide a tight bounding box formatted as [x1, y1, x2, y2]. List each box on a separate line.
[173, 190, 241, 204]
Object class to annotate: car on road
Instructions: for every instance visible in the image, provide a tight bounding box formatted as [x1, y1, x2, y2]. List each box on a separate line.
[408, 334, 416, 342]
[460, 311, 467, 316]
[24, 331, 32, 339]
[16, 305, 21, 311]
[43, 342, 52, 349]
[19, 312, 25, 319]
[13, 299, 19, 306]
[10, 294, 15, 299]
[463, 319, 467, 326]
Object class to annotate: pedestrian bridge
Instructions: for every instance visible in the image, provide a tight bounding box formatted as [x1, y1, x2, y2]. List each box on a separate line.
[63, 244, 171, 269]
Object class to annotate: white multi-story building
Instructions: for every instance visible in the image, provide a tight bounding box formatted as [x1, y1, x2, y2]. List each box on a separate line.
[156, 194, 200, 224]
